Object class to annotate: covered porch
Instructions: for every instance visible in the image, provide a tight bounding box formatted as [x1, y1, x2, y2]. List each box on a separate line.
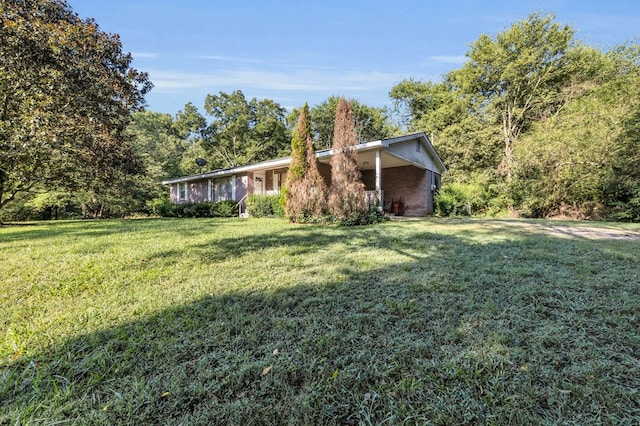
[317, 146, 439, 216]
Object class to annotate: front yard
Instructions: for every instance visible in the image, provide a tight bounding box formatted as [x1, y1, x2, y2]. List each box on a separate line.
[1, 218, 639, 424]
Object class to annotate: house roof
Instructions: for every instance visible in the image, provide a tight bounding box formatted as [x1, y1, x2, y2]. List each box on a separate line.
[162, 132, 446, 185]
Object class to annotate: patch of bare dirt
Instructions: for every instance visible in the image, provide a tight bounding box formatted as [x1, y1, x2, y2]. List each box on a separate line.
[498, 221, 640, 241]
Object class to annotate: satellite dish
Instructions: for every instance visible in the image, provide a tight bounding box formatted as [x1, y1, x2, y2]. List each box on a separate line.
[195, 157, 207, 173]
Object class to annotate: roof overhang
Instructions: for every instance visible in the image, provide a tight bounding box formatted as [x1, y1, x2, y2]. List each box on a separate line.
[162, 132, 446, 185]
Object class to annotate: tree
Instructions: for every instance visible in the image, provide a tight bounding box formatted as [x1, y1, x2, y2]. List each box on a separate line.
[285, 104, 310, 187]
[390, 79, 450, 131]
[172, 102, 209, 176]
[390, 79, 503, 180]
[285, 104, 327, 221]
[288, 97, 398, 150]
[328, 98, 366, 220]
[450, 13, 576, 177]
[511, 46, 640, 219]
[173, 102, 207, 141]
[202, 90, 289, 168]
[0, 0, 152, 212]
[127, 111, 185, 181]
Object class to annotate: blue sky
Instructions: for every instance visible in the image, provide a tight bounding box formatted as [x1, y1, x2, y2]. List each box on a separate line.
[70, 0, 639, 115]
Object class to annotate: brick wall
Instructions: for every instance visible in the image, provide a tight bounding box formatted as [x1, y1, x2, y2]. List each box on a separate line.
[381, 166, 430, 216]
[354, 166, 434, 215]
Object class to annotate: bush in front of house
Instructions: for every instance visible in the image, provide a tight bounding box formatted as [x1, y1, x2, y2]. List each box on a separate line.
[154, 200, 238, 218]
[246, 194, 285, 218]
[210, 200, 238, 217]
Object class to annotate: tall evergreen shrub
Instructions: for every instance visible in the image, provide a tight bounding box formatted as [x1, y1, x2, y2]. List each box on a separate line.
[328, 99, 366, 220]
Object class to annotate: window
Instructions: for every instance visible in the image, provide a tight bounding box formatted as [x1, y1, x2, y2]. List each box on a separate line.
[416, 140, 421, 152]
[214, 177, 233, 201]
[178, 183, 187, 201]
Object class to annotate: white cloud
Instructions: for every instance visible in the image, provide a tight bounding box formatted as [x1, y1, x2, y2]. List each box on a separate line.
[132, 52, 159, 59]
[147, 67, 404, 94]
[428, 55, 467, 65]
[197, 55, 264, 64]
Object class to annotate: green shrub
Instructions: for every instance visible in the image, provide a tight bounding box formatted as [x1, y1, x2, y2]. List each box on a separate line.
[211, 200, 238, 217]
[150, 198, 173, 216]
[246, 195, 284, 218]
[435, 177, 495, 217]
[154, 200, 238, 218]
[271, 196, 285, 218]
[333, 208, 388, 226]
[610, 190, 640, 222]
[183, 202, 215, 218]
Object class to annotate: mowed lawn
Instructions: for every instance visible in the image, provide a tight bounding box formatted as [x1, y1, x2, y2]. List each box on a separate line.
[1, 218, 639, 425]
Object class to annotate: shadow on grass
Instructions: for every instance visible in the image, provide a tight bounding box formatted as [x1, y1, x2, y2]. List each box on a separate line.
[2, 221, 639, 424]
[0, 218, 171, 245]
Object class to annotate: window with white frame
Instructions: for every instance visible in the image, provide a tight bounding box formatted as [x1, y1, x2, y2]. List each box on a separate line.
[214, 177, 233, 201]
[178, 182, 187, 201]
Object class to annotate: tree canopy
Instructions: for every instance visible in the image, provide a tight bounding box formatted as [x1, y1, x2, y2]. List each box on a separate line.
[450, 13, 577, 177]
[288, 97, 399, 150]
[390, 13, 640, 220]
[0, 0, 152, 212]
[202, 90, 289, 168]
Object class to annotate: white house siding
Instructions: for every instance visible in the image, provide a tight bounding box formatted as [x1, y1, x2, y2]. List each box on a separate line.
[386, 139, 438, 171]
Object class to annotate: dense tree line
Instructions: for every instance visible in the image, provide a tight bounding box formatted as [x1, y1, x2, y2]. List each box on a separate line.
[391, 14, 640, 221]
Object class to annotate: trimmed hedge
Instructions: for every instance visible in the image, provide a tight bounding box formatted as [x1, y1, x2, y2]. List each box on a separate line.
[153, 200, 239, 218]
[246, 194, 285, 218]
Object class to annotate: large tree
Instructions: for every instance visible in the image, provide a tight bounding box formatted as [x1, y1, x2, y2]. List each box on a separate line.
[390, 79, 502, 180]
[172, 102, 209, 176]
[450, 13, 577, 177]
[202, 90, 289, 168]
[0, 0, 152, 211]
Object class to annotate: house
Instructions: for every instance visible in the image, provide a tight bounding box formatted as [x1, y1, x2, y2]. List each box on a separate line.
[162, 132, 446, 216]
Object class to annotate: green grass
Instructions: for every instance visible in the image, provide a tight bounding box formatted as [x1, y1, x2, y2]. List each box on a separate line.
[1, 217, 639, 424]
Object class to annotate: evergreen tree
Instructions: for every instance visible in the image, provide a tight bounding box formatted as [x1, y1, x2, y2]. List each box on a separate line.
[282, 103, 310, 218]
[328, 99, 366, 221]
[285, 104, 327, 221]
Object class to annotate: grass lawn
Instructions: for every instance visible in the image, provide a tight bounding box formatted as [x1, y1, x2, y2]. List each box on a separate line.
[1, 217, 639, 424]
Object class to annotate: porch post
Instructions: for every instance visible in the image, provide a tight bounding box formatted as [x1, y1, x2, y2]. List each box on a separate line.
[231, 174, 236, 200]
[375, 149, 382, 212]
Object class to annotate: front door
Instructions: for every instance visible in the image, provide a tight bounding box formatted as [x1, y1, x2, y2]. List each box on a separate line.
[254, 171, 265, 195]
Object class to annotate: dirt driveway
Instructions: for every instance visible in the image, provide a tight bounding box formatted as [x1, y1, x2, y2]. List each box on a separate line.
[494, 220, 640, 241]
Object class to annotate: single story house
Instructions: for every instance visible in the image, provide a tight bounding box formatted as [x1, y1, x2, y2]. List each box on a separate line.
[162, 132, 446, 216]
